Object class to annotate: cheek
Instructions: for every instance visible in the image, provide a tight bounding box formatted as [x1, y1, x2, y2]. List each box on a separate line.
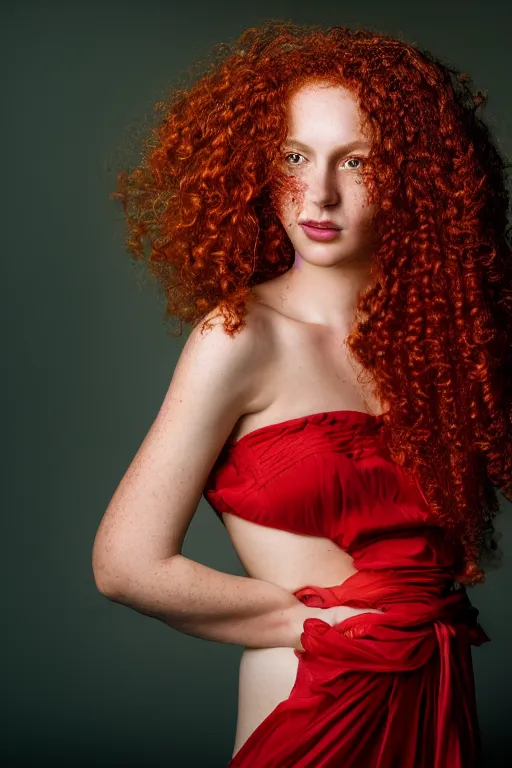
[357, 204, 379, 243]
[271, 175, 307, 219]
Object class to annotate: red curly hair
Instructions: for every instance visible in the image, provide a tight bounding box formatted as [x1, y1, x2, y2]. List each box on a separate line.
[112, 21, 512, 587]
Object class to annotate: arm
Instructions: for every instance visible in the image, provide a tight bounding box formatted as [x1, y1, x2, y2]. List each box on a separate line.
[103, 554, 306, 649]
[92, 305, 306, 649]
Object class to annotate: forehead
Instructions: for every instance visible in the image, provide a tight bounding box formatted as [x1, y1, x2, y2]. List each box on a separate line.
[286, 83, 367, 143]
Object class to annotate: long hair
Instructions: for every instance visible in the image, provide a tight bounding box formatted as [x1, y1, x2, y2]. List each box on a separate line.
[112, 21, 512, 586]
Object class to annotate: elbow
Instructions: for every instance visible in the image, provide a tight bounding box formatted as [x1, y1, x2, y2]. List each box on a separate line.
[91, 540, 132, 601]
[92, 538, 185, 609]
[92, 558, 125, 601]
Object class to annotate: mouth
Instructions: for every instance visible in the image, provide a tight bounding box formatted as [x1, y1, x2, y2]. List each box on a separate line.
[299, 221, 342, 242]
[299, 220, 341, 230]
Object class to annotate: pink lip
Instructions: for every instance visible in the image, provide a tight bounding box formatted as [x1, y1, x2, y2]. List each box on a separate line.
[299, 223, 341, 242]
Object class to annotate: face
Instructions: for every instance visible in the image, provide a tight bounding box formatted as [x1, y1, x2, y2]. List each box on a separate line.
[275, 82, 377, 268]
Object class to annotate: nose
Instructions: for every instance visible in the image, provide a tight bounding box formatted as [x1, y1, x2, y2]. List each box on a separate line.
[306, 163, 340, 208]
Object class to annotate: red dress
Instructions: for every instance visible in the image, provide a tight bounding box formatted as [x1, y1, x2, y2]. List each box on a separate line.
[203, 410, 489, 767]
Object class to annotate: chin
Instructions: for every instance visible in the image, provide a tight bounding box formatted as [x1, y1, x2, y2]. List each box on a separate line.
[295, 241, 374, 267]
[294, 248, 350, 265]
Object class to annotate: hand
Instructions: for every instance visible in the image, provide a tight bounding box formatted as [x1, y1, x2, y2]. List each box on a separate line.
[294, 603, 385, 652]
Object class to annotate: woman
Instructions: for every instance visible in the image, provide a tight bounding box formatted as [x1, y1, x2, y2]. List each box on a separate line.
[93, 21, 511, 767]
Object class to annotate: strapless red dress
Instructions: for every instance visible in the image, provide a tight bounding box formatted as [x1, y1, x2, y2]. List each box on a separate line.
[203, 410, 489, 768]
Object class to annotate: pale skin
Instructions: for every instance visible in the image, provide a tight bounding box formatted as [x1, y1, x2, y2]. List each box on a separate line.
[92, 82, 388, 759]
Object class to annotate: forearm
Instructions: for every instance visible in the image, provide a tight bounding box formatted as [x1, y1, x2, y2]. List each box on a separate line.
[102, 554, 306, 649]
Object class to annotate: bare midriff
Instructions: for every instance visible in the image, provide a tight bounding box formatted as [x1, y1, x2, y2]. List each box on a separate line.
[222, 512, 359, 758]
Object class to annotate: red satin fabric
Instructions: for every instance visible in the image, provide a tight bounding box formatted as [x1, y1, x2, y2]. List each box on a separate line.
[203, 410, 490, 767]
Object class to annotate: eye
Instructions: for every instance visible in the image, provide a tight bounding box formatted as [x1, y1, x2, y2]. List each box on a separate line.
[343, 156, 363, 170]
[284, 152, 306, 166]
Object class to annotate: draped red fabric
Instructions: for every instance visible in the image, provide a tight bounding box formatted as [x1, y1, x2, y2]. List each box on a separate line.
[228, 568, 488, 767]
[203, 410, 490, 767]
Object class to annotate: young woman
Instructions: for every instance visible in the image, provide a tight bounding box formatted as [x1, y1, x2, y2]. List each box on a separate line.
[93, 21, 511, 767]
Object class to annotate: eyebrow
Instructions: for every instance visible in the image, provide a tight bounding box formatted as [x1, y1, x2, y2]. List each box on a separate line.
[284, 138, 372, 153]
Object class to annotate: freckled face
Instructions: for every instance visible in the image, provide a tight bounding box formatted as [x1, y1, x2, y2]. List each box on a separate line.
[275, 83, 377, 267]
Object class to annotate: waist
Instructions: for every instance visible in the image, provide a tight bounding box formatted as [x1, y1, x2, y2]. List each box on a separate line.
[293, 565, 488, 643]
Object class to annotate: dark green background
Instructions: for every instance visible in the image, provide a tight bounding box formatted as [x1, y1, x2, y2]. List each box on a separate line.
[4, 0, 511, 765]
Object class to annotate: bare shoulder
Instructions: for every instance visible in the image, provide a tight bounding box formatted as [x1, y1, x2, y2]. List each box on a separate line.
[176, 298, 277, 422]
